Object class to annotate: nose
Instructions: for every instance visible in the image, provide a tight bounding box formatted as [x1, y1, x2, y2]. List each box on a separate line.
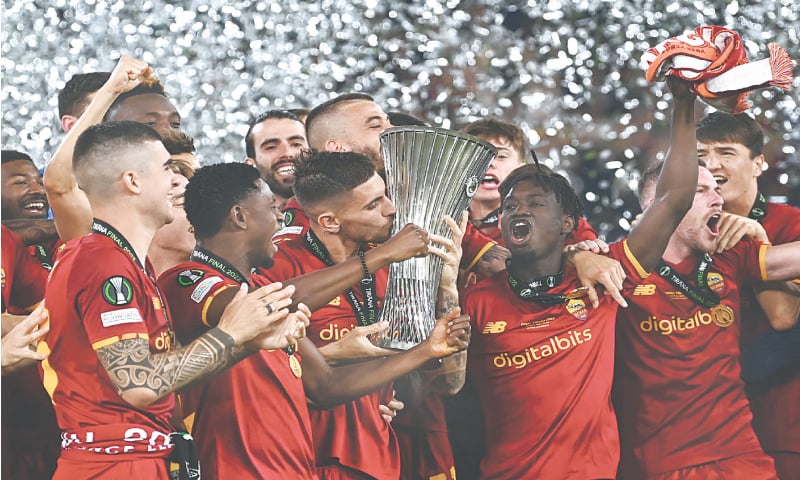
[30, 179, 46, 195]
[703, 152, 721, 171]
[384, 199, 397, 217]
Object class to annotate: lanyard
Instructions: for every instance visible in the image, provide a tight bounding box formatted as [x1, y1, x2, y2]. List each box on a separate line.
[656, 253, 720, 308]
[748, 191, 768, 221]
[506, 260, 568, 306]
[92, 219, 175, 347]
[189, 246, 247, 284]
[189, 245, 299, 359]
[470, 207, 501, 228]
[303, 230, 380, 326]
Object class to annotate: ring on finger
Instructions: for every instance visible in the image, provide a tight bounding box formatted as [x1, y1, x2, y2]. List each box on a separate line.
[266, 304, 274, 314]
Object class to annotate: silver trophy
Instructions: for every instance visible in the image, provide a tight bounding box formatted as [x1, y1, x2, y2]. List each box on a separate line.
[374, 126, 496, 349]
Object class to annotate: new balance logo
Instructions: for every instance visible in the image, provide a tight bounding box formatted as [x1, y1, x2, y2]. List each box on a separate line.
[483, 321, 507, 334]
[633, 284, 656, 296]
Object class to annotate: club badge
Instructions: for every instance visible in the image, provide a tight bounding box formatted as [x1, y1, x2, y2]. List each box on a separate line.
[177, 269, 206, 287]
[565, 298, 589, 321]
[102, 276, 134, 306]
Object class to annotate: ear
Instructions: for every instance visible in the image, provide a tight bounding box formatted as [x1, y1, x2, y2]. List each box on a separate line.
[324, 139, 346, 153]
[317, 211, 341, 234]
[560, 214, 576, 236]
[244, 157, 256, 167]
[61, 115, 77, 133]
[752, 154, 765, 178]
[121, 170, 142, 195]
[231, 204, 247, 230]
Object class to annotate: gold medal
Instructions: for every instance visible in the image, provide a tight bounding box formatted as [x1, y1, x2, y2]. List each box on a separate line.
[288, 353, 302, 378]
[711, 304, 735, 328]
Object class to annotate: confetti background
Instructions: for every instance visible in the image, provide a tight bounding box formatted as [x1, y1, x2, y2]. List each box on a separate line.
[2, 0, 798, 240]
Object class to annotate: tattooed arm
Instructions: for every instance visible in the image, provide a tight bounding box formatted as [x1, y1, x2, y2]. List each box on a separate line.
[96, 328, 249, 408]
[96, 283, 301, 408]
[471, 244, 510, 279]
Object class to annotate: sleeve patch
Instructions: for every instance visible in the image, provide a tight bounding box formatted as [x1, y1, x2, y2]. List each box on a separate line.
[101, 276, 134, 306]
[100, 307, 144, 327]
[191, 276, 224, 303]
[274, 226, 303, 237]
[177, 269, 206, 287]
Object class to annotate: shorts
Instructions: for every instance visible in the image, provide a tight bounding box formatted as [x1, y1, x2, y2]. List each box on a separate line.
[396, 428, 456, 480]
[53, 456, 170, 480]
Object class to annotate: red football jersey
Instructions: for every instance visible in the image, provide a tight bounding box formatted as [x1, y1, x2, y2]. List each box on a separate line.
[38, 232, 175, 462]
[741, 202, 800, 458]
[1, 225, 60, 480]
[260, 237, 401, 480]
[614, 239, 769, 478]
[393, 394, 456, 480]
[1, 224, 48, 314]
[275, 197, 497, 273]
[463, 240, 646, 479]
[158, 260, 317, 479]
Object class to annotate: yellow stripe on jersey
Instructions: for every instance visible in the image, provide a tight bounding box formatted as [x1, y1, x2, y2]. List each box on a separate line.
[758, 243, 770, 282]
[466, 241, 497, 273]
[201, 284, 236, 327]
[91, 333, 149, 350]
[623, 238, 649, 279]
[38, 339, 58, 405]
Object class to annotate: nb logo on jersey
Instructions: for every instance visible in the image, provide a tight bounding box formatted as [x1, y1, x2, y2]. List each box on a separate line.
[327, 296, 341, 306]
[634, 284, 657, 296]
[483, 322, 507, 334]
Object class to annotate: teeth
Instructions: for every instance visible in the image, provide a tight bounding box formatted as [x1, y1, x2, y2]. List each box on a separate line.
[25, 202, 45, 209]
[276, 165, 295, 176]
[512, 220, 527, 228]
[713, 176, 727, 184]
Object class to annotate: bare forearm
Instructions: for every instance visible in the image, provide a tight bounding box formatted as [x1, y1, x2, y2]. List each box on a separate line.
[421, 350, 467, 396]
[284, 248, 391, 311]
[756, 284, 800, 331]
[96, 328, 252, 407]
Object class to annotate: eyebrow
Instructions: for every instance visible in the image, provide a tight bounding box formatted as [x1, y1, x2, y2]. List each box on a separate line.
[261, 134, 306, 146]
[363, 194, 384, 208]
[363, 114, 385, 125]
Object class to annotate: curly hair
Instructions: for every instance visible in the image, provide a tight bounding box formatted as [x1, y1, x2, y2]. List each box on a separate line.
[498, 163, 583, 230]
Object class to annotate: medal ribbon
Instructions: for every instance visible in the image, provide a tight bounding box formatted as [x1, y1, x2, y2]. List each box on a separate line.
[92, 219, 176, 347]
[656, 254, 720, 308]
[748, 191, 768, 221]
[303, 230, 379, 326]
[506, 260, 568, 306]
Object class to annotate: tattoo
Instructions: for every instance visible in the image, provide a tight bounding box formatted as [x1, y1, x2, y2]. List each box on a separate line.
[474, 244, 510, 276]
[424, 351, 467, 396]
[96, 328, 249, 399]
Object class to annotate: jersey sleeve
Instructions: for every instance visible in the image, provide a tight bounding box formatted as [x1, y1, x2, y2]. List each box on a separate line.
[609, 239, 651, 293]
[158, 266, 236, 344]
[461, 223, 497, 271]
[2, 225, 48, 314]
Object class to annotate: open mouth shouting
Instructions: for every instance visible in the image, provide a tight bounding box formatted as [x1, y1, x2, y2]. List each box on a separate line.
[509, 218, 532, 245]
[706, 213, 721, 235]
[481, 173, 500, 190]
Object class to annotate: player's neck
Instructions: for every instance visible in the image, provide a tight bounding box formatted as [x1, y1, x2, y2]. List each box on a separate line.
[469, 198, 500, 222]
[508, 251, 564, 282]
[148, 245, 189, 277]
[661, 237, 696, 265]
[723, 186, 758, 217]
[195, 234, 253, 281]
[309, 225, 358, 264]
[93, 210, 157, 268]
[274, 193, 291, 211]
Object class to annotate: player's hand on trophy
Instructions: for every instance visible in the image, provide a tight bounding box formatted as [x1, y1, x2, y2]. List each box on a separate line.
[429, 213, 467, 289]
[318, 321, 398, 364]
[218, 282, 293, 345]
[423, 309, 471, 358]
[377, 223, 430, 262]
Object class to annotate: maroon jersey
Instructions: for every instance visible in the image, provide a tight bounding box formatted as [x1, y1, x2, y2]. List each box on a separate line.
[463, 240, 646, 479]
[276, 197, 497, 273]
[1, 224, 48, 314]
[158, 256, 317, 479]
[38, 223, 175, 463]
[741, 201, 800, 459]
[393, 394, 456, 480]
[1, 225, 60, 479]
[615, 239, 769, 478]
[260, 236, 400, 480]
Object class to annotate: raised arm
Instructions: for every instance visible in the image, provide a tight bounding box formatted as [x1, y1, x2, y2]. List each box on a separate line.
[95, 283, 303, 408]
[44, 56, 152, 241]
[627, 77, 698, 272]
